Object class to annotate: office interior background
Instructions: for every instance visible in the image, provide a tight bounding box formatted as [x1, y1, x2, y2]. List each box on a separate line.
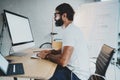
[0, 0, 120, 80]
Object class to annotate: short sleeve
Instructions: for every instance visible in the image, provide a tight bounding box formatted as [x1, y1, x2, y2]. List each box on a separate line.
[62, 31, 75, 47]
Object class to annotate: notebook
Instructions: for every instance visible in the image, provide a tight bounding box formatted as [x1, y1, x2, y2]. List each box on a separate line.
[0, 54, 24, 76]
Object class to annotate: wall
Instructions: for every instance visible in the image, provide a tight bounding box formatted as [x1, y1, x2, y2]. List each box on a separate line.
[0, 0, 94, 56]
[74, 1, 120, 80]
[74, 1, 119, 57]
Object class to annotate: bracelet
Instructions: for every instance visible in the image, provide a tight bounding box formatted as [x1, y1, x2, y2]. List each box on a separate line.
[50, 49, 55, 53]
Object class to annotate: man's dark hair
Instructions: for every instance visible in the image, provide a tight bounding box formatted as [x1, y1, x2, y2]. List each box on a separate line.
[55, 3, 75, 21]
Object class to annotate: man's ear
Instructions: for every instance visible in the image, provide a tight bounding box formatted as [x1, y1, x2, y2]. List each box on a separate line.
[62, 13, 67, 21]
[63, 13, 67, 18]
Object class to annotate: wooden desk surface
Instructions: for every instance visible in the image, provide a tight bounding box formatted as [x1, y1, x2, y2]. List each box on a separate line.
[5, 48, 57, 80]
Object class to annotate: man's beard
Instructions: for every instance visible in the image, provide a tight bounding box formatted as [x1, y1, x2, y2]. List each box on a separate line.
[55, 18, 64, 27]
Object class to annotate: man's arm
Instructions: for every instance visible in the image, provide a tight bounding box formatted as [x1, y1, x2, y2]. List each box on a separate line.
[50, 49, 61, 55]
[46, 46, 73, 67]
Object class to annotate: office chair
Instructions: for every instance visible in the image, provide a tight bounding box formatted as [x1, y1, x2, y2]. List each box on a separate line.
[39, 42, 52, 48]
[88, 44, 115, 80]
[39, 41, 62, 50]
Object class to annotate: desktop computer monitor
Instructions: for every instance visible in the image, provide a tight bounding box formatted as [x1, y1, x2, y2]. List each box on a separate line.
[4, 10, 35, 55]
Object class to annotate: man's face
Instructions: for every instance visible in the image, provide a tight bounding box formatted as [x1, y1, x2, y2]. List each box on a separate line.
[54, 11, 63, 27]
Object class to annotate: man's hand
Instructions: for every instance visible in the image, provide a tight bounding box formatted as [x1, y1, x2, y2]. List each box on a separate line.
[37, 50, 51, 59]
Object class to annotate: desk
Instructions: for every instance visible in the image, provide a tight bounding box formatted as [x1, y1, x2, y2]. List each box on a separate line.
[4, 48, 57, 80]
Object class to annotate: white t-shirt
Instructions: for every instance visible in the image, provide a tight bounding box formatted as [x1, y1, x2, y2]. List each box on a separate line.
[62, 23, 90, 80]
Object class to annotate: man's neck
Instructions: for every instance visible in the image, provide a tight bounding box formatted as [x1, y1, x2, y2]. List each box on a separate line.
[63, 20, 72, 28]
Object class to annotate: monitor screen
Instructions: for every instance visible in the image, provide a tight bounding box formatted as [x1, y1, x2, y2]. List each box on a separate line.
[4, 10, 35, 52]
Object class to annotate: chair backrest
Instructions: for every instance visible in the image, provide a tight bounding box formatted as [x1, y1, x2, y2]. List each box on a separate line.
[88, 75, 105, 80]
[95, 44, 115, 76]
[39, 42, 52, 48]
[39, 41, 62, 50]
[88, 44, 115, 80]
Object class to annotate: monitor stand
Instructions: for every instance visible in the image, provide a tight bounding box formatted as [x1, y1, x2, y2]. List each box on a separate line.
[9, 52, 27, 57]
[9, 47, 28, 57]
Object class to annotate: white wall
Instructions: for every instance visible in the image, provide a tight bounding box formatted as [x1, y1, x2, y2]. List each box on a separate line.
[73, 1, 120, 80]
[74, 1, 119, 57]
[0, 0, 94, 56]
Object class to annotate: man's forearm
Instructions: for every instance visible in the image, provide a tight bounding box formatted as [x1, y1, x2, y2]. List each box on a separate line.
[45, 46, 72, 67]
[50, 49, 61, 55]
[46, 53, 62, 65]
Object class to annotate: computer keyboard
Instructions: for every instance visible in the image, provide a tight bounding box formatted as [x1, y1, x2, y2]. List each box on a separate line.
[31, 53, 39, 59]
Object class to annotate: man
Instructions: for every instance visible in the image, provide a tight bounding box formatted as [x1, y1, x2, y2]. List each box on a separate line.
[37, 3, 90, 80]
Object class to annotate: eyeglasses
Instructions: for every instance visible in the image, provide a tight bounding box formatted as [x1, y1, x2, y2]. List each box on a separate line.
[54, 12, 61, 17]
